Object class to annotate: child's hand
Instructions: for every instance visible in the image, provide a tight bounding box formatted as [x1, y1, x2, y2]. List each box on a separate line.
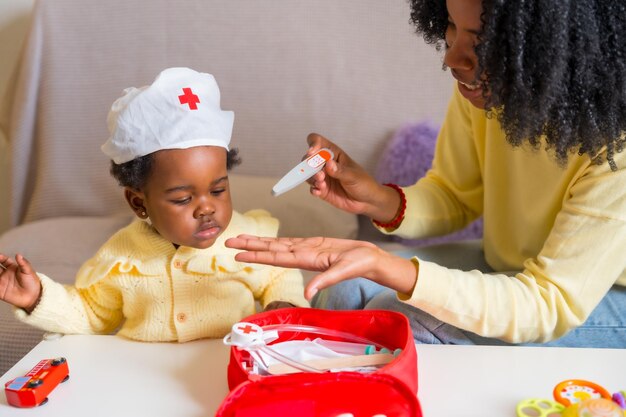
[0, 253, 42, 313]
[263, 301, 297, 311]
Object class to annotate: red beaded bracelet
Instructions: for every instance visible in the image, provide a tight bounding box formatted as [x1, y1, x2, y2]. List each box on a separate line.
[372, 183, 406, 229]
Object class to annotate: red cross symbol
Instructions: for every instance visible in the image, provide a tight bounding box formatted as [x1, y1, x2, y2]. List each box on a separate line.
[178, 87, 200, 110]
[237, 324, 259, 335]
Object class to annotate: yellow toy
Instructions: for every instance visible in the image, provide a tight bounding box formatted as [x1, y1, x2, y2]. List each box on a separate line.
[517, 398, 565, 417]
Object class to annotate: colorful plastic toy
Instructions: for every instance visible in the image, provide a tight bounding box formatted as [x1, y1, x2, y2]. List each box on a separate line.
[4, 357, 70, 407]
[272, 148, 334, 196]
[518, 380, 626, 417]
[554, 380, 613, 407]
[561, 398, 624, 417]
[612, 391, 626, 410]
[516, 398, 565, 417]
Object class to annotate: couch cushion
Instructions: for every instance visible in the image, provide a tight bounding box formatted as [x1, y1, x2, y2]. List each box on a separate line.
[0, 215, 135, 282]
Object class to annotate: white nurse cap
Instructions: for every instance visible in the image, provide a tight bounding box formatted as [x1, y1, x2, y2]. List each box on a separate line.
[102, 67, 234, 164]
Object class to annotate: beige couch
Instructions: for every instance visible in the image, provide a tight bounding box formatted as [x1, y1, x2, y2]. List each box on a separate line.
[0, 0, 453, 374]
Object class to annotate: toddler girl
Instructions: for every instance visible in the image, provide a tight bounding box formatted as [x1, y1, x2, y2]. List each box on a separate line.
[0, 67, 308, 342]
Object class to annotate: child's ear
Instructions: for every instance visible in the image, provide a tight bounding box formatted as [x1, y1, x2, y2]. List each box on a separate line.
[124, 188, 149, 219]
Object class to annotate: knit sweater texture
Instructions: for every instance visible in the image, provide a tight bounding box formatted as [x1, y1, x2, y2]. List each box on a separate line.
[15, 210, 309, 342]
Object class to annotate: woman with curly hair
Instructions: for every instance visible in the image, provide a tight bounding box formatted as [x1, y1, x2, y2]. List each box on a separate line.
[226, 0, 626, 347]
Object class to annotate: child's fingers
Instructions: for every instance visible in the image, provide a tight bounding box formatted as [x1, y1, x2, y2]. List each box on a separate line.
[15, 254, 36, 276]
[0, 255, 17, 270]
[0, 253, 11, 268]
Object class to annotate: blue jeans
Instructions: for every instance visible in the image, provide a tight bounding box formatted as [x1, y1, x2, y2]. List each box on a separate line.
[312, 240, 626, 348]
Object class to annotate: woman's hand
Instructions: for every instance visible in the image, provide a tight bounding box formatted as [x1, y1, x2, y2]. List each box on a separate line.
[0, 253, 42, 313]
[306, 133, 402, 223]
[225, 235, 418, 300]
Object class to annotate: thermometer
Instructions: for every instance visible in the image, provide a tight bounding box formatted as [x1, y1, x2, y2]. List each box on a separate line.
[272, 148, 334, 196]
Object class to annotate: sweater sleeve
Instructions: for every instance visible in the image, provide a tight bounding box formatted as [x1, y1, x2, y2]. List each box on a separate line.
[398, 126, 626, 343]
[260, 267, 310, 308]
[14, 272, 124, 335]
[405, 195, 625, 343]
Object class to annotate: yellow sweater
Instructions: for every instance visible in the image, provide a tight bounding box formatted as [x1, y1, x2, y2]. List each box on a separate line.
[384, 86, 626, 343]
[15, 210, 309, 342]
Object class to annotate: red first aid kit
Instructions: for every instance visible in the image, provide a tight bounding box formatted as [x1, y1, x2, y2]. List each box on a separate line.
[215, 308, 422, 417]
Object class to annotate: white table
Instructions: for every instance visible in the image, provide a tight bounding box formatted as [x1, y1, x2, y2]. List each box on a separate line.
[0, 335, 624, 416]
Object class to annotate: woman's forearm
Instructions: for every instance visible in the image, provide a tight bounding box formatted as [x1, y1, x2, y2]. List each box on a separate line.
[364, 184, 403, 224]
[373, 250, 419, 296]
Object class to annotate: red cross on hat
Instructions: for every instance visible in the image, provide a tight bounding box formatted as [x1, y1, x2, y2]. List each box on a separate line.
[178, 87, 200, 110]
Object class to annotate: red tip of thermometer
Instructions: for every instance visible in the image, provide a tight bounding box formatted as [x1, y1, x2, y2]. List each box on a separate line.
[272, 148, 335, 196]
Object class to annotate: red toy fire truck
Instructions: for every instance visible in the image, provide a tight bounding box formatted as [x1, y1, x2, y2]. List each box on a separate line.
[4, 357, 70, 407]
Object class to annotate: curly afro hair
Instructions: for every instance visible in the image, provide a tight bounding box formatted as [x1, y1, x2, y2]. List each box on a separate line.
[409, 0, 626, 170]
[110, 148, 242, 190]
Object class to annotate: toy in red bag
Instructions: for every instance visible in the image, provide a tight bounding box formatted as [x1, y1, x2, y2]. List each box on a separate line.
[216, 308, 421, 417]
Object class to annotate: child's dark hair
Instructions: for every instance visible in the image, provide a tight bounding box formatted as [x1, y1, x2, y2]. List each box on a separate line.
[110, 148, 242, 189]
[409, 0, 626, 170]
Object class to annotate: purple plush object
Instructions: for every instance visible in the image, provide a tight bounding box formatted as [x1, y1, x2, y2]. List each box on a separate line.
[375, 121, 483, 246]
